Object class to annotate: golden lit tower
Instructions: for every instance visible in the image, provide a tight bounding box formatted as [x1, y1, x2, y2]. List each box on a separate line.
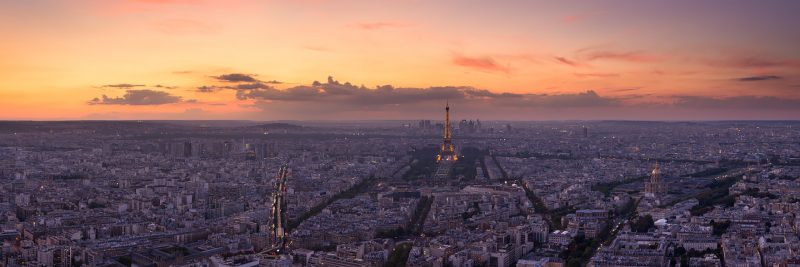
[437, 102, 458, 162]
[644, 163, 666, 201]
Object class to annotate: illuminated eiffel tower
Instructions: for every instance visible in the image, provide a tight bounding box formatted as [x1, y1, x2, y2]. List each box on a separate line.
[437, 102, 458, 162]
[432, 102, 457, 184]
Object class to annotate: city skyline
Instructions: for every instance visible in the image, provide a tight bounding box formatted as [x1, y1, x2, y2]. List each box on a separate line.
[2, 0, 800, 120]
[4, 2, 800, 264]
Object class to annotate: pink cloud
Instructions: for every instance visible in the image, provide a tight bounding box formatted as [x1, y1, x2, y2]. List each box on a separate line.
[573, 72, 620, 78]
[553, 56, 585, 67]
[583, 50, 661, 63]
[563, 15, 586, 24]
[495, 53, 539, 64]
[452, 55, 510, 73]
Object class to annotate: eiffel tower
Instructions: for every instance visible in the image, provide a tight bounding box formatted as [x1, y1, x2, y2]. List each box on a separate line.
[437, 102, 458, 162]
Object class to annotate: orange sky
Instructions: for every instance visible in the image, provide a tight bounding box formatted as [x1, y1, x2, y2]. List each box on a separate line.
[1, 0, 799, 120]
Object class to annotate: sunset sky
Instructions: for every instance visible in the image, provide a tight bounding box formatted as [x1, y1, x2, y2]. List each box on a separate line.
[1, 0, 799, 120]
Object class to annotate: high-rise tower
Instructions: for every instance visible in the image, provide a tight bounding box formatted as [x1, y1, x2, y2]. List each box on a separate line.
[437, 102, 457, 162]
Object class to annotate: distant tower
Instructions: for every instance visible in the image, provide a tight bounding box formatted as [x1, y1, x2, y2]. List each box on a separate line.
[583, 126, 588, 138]
[644, 163, 666, 201]
[437, 102, 457, 162]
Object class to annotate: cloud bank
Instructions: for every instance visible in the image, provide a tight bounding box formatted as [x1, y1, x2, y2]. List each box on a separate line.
[214, 73, 261, 83]
[234, 76, 616, 108]
[88, 89, 183, 105]
[88, 75, 800, 120]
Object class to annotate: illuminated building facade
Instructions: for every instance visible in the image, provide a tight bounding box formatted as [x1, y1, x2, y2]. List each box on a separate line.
[644, 163, 666, 202]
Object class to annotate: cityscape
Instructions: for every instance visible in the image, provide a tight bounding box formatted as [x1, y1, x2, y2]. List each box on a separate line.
[2, 108, 800, 266]
[2, 1, 800, 267]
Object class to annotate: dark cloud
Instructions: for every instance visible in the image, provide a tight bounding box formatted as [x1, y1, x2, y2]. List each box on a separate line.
[735, 75, 782, 82]
[189, 75, 800, 120]
[190, 74, 800, 120]
[88, 89, 183, 105]
[214, 73, 261, 83]
[227, 76, 634, 120]
[154, 84, 178, 89]
[235, 83, 272, 89]
[196, 82, 274, 93]
[101, 83, 145, 88]
[235, 76, 618, 108]
[101, 83, 177, 89]
[197, 86, 219, 93]
[196, 73, 281, 92]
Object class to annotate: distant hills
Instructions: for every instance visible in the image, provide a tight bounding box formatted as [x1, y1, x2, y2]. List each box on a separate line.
[245, 123, 303, 130]
[0, 120, 303, 134]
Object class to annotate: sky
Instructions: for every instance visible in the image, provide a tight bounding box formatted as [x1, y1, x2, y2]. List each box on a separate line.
[1, 0, 799, 121]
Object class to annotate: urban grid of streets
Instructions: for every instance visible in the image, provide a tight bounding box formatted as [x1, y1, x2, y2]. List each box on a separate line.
[1, 118, 800, 267]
